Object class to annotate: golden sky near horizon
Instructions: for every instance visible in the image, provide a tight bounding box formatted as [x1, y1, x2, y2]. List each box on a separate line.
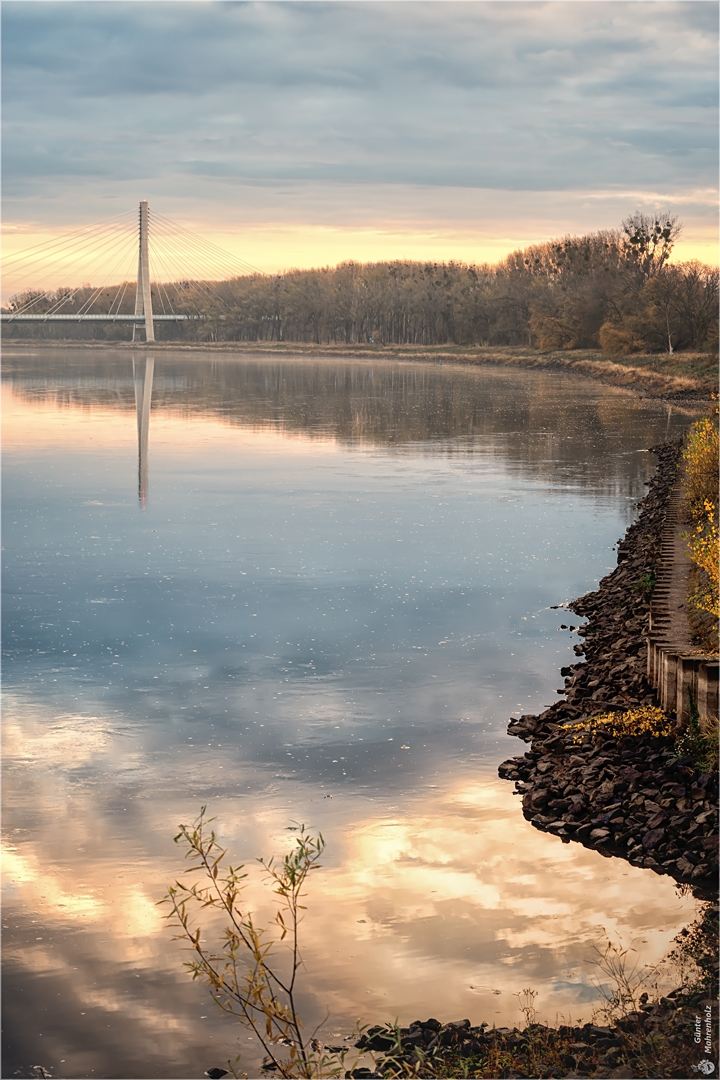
[2, 215, 717, 300]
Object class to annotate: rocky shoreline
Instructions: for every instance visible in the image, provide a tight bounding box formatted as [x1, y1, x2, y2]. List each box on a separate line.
[497, 441, 718, 893]
[351, 445, 718, 1077]
[353, 1014, 663, 1077]
[351, 964, 718, 1078]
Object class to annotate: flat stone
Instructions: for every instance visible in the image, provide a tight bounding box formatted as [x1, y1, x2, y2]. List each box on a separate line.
[641, 828, 665, 850]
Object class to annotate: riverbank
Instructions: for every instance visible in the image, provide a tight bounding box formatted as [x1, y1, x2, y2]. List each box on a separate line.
[2, 339, 716, 401]
[498, 442, 718, 894]
[354, 444, 720, 1075]
[352, 914, 718, 1078]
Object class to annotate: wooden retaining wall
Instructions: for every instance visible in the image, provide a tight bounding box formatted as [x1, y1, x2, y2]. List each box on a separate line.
[647, 484, 719, 725]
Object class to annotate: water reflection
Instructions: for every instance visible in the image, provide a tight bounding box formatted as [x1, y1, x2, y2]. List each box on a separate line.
[3, 696, 697, 1078]
[1, 348, 697, 507]
[133, 357, 154, 508]
[1, 348, 700, 1079]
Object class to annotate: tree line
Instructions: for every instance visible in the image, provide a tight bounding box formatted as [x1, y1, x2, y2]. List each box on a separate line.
[4, 212, 717, 354]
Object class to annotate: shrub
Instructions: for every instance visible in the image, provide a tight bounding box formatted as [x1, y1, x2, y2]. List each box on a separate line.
[598, 321, 647, 356]
[687, 502, 719, 618]
[683, 414, 719, 522]
[562, 705, 674, 743]
[163, 811, 343, 1079]
[673, 712, 719, 773]
[528, 313, 579, 350]
[683, 411, 719, 624]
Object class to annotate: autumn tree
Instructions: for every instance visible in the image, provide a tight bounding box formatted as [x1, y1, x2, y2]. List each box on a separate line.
[620, 211, 682, 282]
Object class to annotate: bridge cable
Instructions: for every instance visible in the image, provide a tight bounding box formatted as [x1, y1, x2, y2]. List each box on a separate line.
[4, 204, 264, 322]
[5, 220, 137, 314]
[150, 210, 263, 277]
[2, 209, 136, 268]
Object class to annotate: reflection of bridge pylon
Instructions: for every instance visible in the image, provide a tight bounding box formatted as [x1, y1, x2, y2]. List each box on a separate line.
[133, 355, 154, 507]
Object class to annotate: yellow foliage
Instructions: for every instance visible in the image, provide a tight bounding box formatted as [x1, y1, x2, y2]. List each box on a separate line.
[683, 414, 719, 523]
[688, 502, 719, 617]
[683, 411, 719, 621]
[562, 705, 674, 743]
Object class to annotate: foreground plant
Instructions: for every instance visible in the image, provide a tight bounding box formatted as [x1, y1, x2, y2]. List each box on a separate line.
[589, 916, 719, 1080]
[163, 809, 354, 1079]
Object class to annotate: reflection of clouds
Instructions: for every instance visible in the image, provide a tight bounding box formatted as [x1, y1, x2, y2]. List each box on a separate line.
[2, 356, 704, 1075]
[3, 848, 102, 921]
[3, 701, 145, 781]
[3, 845, 162, 952]
[3, 750, 699, 1071]
[310, 780, 694, 1026]
[193, 778, 697, 1032]
[4, 710, 113, 768]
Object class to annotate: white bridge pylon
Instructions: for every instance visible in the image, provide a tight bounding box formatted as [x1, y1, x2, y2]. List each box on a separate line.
[1, 201, 262, 330]
[134, 200, 155, 342]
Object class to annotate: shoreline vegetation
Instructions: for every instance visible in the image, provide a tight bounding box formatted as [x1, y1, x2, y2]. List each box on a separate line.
[2, 340, 717, 402]
[683, 415, 720, 649]
[4, 213, 718, 403]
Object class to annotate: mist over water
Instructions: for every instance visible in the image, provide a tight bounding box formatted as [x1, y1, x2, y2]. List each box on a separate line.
[2, 349, 698, 1079]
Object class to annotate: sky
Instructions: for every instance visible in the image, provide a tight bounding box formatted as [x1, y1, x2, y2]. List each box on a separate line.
[2, 0, 718, 285]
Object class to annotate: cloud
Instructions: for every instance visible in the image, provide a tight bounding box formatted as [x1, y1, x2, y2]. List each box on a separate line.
[2, 2, 717, 265]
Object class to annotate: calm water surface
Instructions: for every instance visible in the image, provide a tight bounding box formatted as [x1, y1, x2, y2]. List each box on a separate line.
[2, 349, 699, 1079]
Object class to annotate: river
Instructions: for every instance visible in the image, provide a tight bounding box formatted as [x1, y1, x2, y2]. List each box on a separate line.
[2, 348, 699, 1079]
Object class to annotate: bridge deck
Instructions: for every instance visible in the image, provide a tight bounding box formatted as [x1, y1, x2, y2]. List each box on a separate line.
[1, 313, 193, 322]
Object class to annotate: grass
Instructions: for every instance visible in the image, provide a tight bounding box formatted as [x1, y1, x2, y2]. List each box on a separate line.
[673, 711, 720, 773]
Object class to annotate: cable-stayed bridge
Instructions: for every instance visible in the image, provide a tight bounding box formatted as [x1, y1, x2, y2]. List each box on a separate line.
[2, 201, 261, 341]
